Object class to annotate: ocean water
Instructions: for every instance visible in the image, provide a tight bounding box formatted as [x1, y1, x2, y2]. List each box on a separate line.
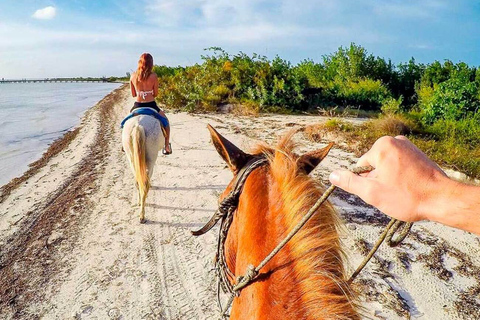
[0, 82, 122, 186]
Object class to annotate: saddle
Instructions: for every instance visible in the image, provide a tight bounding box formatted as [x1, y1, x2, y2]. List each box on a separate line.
[120, 107, 169, 130]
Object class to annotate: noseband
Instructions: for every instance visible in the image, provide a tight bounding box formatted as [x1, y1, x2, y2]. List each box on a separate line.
[191, 156, 268, 297]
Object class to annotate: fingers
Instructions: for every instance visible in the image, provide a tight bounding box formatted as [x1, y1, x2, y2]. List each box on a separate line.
[357, 152, 373, 168]
[357, 136, 390, 168]
[358, 135, 406, 168]
[395, 135, 409, 141]
[329, 170, 370, 197]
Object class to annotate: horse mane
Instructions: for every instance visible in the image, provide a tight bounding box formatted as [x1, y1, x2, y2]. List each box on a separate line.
[250, 131, 360, 319]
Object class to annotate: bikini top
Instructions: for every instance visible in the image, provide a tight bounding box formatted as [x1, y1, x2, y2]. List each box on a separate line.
[138, 90, 154, 100]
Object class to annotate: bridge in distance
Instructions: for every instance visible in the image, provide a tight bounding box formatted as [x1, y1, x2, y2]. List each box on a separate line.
[0, 78, 112, 84]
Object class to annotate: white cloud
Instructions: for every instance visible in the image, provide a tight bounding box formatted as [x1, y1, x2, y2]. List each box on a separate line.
[146, 0, 202, 26]
[32, 6, 57, 20]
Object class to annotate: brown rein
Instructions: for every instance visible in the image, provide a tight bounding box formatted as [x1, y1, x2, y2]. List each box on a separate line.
[192, 161, 413, 318]
[191, 156, 269, 303]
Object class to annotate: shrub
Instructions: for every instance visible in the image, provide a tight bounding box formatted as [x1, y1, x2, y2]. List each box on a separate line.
[234, 100, 261, 116]
[421, 77, 479, 124]
[324, 118, 355, 132]
[381, 96, 403, 115]
[367, 114, 415, 136]
[426, 115, 480, 146]
[335, 78, 391, 110]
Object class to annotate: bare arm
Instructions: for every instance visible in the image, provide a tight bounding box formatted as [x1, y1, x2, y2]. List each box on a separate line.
[130, 74, 137, 98]
[329, 136, 480, 235]
[430, 179, 480, 235]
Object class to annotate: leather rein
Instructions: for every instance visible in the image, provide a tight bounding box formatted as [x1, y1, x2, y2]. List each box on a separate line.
[191, 156, 268, 299]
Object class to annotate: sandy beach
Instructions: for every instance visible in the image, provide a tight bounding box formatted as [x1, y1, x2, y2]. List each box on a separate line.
[0, 85, 479, 319]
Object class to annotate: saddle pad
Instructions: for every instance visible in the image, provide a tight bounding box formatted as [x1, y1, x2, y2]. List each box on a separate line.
[120, 107, 169, 129]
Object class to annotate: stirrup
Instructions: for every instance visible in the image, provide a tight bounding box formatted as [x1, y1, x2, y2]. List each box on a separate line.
[162, 143, 172, 155]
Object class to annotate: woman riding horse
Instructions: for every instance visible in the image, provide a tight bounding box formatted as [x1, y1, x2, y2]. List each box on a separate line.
[122, 53, 170, 223]
[130, 53, 171, 155]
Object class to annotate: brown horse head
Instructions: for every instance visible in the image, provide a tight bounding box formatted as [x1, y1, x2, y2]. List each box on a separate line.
[207, 125, 360, 320]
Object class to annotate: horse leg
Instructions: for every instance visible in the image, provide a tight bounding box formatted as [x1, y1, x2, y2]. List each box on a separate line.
[139, 167, 151, 223]
[139, 195, 146, 223]
[136, 181, 141, 206]
[137, 122, 161, 223]
[129, 181, 139, 207]
[139, 189, 148, 223]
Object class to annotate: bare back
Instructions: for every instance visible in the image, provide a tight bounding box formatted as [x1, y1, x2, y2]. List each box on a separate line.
[130, 72, 159, 103]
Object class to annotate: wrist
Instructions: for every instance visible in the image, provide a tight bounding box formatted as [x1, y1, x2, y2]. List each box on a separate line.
[417, 173, 456, 222]
[425, 177, 479, 233]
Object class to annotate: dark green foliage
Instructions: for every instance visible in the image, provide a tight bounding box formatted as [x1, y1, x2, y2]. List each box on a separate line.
[415, 60, 480, 134]
[422, 77, 479, 124]
[154, 44, 408, 112]
[303, 43, 394, 110]
[155, 48, 304, 112]
[153, 65, 182, 78]
[395, 58, 425, 107]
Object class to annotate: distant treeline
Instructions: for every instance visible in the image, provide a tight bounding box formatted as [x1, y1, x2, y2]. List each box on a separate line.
[153, 45, 479, 119]
[0, 76, 125, 83]
[50, 76, 125, 82]
[152, 44, 480, 177]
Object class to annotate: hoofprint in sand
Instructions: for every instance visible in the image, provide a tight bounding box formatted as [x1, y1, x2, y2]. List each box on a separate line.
[0, 85, 478, 319]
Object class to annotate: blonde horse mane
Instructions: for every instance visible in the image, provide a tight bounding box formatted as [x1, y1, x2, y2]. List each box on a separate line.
[249, 132, 360, 319]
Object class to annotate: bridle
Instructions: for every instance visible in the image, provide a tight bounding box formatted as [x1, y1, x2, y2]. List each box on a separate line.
[192, 156, 413, 318]
[191, 156, 269, 301]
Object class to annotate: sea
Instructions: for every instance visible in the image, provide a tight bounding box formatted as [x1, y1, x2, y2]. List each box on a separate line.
[0, 82, 122, 186]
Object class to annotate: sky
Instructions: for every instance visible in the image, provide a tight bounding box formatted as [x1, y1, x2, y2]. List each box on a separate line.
[1, 0, 480, 78]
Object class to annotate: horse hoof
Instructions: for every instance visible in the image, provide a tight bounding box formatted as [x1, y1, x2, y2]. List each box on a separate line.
[140, 218, 146, 224]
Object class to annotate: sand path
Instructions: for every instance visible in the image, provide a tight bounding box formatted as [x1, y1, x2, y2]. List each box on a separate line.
[0, 85, 479, 319]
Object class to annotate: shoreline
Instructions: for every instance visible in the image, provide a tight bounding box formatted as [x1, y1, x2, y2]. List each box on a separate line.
[0, 84, 127, 202]
[0, 83, 131, 316]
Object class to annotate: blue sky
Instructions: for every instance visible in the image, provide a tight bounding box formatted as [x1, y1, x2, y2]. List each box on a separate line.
[1, 0, 480, 78]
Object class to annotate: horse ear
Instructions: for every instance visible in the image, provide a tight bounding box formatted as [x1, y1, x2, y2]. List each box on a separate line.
[297, 142, 334, 175]
[207, 124, 250, 173]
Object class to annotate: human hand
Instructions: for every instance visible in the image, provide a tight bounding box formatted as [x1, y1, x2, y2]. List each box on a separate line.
[329, 136, 449, 222]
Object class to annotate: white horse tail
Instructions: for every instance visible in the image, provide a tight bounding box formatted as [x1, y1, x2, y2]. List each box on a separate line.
[130, 124, 150, 200]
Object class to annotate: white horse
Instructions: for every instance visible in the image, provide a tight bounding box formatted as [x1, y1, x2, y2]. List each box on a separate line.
[122, 114, 165, 223]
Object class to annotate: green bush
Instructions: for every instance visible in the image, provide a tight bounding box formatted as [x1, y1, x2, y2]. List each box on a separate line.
[324, 118, 355, 132]
[381, 96, 403, 115]
[426, 115, 480, 145]
[334, 78, 391, 109]
[421, 77, 479, 124]
[154, 49, 305, 112]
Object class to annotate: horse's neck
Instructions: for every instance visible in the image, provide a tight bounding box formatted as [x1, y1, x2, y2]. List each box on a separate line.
[226, 170, 359, 320]
[227, 177, 306, 319]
